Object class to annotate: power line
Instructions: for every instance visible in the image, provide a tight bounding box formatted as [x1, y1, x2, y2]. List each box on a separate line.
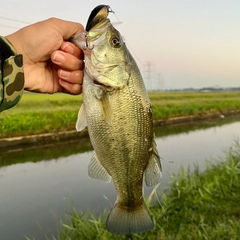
[0, 16, 30, 31]
[0, 16, 30, 24]
[0, 24, 20, 29]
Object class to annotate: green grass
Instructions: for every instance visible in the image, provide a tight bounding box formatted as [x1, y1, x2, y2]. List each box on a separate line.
[0, 111, 77, 136]
[41, 140, 240, 240]
[1, 91, 240, 138]
[157, 141, 240, 240]
[0, 92, 81, 137]
[149, 91, 240, 119]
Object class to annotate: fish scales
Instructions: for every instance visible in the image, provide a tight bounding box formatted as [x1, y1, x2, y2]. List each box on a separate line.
[72, 4, 162, 235]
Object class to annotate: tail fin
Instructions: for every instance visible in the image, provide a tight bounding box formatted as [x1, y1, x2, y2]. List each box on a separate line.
[106, 201, 154, 235]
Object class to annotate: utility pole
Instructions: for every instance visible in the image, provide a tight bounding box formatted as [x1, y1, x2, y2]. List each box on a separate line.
[144, 61, 154, 91]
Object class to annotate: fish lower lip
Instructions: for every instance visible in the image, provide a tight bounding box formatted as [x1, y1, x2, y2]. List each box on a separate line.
[93, 80, 105, 86]
[93, 80, 113, 89]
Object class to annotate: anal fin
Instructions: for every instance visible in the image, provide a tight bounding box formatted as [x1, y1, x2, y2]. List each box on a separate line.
[144, 139, 162, 187]
[88, 152, 111, 182]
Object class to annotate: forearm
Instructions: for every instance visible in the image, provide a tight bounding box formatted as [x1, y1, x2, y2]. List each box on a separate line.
[0, 36, 24, 112]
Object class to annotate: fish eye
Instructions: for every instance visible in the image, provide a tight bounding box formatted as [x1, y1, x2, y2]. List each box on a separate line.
[111, 37, 121, 48]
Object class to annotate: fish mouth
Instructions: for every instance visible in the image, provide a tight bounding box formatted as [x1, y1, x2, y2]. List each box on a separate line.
[93, 79, 112, 89]
[93, 80, 105, 86]
[86, 5, 113, 31]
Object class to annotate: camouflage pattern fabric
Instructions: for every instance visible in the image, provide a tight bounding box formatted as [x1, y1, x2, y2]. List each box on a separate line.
[0, 37, 24, 112]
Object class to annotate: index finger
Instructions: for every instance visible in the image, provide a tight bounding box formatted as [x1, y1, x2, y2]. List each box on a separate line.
[61, 42, 84, 59]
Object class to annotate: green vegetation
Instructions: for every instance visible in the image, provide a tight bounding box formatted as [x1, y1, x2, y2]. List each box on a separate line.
[44, 141, 240, 240]
[1, 91, 239, 138]
[0, 93, 81, 138]
[149, 91, 240, 120]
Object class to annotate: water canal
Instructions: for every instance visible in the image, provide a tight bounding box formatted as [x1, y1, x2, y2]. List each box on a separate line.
[0, 115, 240, 239]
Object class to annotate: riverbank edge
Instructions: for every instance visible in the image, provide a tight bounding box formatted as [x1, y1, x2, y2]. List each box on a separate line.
[54, 142, 240, 240]
[1, 109, 240, 151]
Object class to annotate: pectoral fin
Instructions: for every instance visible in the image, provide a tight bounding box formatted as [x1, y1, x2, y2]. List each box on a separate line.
[144, 139, 162, 187]
[93, 86, 112, 125]
[88, 151, 111, 182]
[76, 104, 87, 132]
[100, 93, 112, 125]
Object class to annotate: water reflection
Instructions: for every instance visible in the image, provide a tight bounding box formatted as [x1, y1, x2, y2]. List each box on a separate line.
[0, 115, 239, 240]
[1, 114, 240, 167]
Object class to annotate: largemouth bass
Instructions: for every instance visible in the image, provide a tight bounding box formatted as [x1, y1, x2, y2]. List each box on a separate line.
[72, 5, 162, 235]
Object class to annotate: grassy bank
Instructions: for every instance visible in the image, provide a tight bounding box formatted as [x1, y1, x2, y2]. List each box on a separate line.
[1, 91, 240, 138]
[42, 141, 240, 240]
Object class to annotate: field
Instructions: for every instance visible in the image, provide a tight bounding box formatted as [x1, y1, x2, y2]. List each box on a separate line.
[0, 91, 240, 138]
[149, 91, 240, 119]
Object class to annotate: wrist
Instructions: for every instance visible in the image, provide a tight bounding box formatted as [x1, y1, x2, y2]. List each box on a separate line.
[0, 36, 25, 112]
[0, 37, 16, 69]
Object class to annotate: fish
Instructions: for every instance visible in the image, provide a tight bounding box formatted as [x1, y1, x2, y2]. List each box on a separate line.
[71, 5, 162, 235]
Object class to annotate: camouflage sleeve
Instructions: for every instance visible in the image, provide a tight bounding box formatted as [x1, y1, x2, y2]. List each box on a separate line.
[0, 36, 24, 112]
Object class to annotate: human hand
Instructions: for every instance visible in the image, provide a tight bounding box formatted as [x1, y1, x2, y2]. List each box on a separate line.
[6, 18, 84, 95]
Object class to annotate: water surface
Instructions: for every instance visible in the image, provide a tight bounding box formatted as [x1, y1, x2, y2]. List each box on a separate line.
[0, 116, 239, 239]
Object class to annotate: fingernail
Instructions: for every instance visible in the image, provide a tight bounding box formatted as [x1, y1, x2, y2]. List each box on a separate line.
[62, 44, 74, 54]
[53, 52, 65, 63]
[60, 70, 70, 78]
[59, 79, 68, 87]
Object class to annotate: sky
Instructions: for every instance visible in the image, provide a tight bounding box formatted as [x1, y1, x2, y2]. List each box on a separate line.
[1, 0, 239, 90]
